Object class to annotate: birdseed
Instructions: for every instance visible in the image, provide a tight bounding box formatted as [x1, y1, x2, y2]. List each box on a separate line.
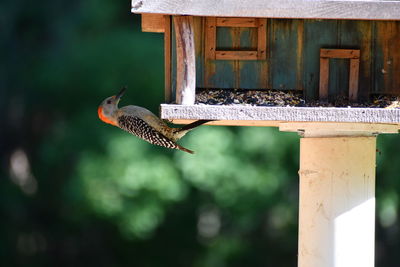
[194, 89, 400, 109]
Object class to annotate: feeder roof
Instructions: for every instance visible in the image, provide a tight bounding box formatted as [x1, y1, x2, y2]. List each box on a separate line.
[132, 0, 400, 20]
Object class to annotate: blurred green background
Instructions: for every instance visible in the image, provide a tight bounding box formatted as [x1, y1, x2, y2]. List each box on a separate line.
[1, 0, 399, 266]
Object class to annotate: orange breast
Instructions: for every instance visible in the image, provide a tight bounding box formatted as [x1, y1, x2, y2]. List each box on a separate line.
[98, 106, 117, 126]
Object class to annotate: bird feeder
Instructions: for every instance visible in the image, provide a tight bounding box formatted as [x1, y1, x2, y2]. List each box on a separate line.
[133, 0, 400, 266]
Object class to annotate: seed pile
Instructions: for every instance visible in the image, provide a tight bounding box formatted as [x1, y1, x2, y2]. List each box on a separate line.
[195, 89, 400, 109]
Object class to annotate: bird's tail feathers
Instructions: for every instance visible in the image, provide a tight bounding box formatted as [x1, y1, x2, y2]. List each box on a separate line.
[177, 144, 194, 154]
[173, 120, 213, 141]
[178, 120, 212, 132]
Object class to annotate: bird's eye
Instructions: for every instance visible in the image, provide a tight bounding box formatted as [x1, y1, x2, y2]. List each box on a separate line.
[107, 100, 112, 104]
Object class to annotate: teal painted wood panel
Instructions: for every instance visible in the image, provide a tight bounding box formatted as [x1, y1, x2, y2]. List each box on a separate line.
[170, 18, 400, 99]
[338, 20, 373, 99]
[373, 21, 400, 94]
[239, 60, 264, 89]
[212, 26, 236, 88]
[329, 58, 349, 98]
[239, 27, 257, 50]
[239, 24, 267, 89]
[303, 20, 338, 100]
[270, 19, 303, 90]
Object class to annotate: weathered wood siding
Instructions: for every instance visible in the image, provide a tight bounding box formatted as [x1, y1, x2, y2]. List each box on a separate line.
[170, 17, 400, 100]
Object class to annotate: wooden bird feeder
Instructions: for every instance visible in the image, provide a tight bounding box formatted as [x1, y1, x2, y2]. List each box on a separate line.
[133, 0, 400, 266]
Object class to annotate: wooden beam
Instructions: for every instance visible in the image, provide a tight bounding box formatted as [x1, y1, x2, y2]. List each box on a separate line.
[204, 17, 216, 87]
[132, 0, 400, 20]
[320, 49, 360, 59]
[164, 16, 172, 102]
[141, 14, 165, 33]
[257, 19, 267, 60]
[215, 51, 258, 60]
[205, 17, 216, 60]
[216, 17, 258, 27]
[173, 16, 196, 105]
[319, 58, 329, 101]
[349, 58, 360, 102]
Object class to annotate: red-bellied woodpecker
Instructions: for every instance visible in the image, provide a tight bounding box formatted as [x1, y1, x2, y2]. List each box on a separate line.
[98, 88, 210, 154]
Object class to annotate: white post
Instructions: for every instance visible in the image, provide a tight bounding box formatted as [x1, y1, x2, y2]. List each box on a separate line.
[298, 136, 376, 267]
[280, 123, 399, 267]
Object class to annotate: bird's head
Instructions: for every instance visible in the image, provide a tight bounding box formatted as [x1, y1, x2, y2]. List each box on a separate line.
[98, 87, 126, 126]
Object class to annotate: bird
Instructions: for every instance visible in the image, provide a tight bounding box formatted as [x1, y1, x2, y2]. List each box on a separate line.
[98, 87, 211, 154]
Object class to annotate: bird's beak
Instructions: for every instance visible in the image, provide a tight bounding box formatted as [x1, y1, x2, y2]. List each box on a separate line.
[115, 87, 126, 100]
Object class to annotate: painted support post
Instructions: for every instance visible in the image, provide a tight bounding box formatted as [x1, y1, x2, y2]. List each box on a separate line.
[298, 137, 375, 267]
[279, 123, 399, 267]
[173, 16, 196, 105]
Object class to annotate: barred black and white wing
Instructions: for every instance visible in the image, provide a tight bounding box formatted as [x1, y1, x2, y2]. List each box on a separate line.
[117, 115, 194, 154]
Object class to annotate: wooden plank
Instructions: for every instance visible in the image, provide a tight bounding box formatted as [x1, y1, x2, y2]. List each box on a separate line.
[193, 17, 204, 92]
[338, 20, 372, 100]
[319, 57, 329, 101]
[132, 0, 400, 20]
[141, 14, 165, 33]
[303, 20, 338, 100]
[349, 58, 360, 101]
[320, 49, 360, 59]
[259, 18, 270, 89]
[232, 26, 241, 88]
[216, 18, 258, 27]
[204, 17, 216, 60]
[173, 16, 196, 105]
[164, 16, 171, 102]
[374, 21, 400, 95]
[296, 20, 304, 90]
[204, 17, 216, 88]
[270, 19, 303, 90]
[215, 51, 258, 60]
[160, 104, 400, 124]
[257, 19, 267, 60]
[171, 20, 177, 101]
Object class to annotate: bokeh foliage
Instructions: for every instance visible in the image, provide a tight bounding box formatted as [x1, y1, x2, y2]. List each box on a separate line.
[1, 0, 399, 266]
